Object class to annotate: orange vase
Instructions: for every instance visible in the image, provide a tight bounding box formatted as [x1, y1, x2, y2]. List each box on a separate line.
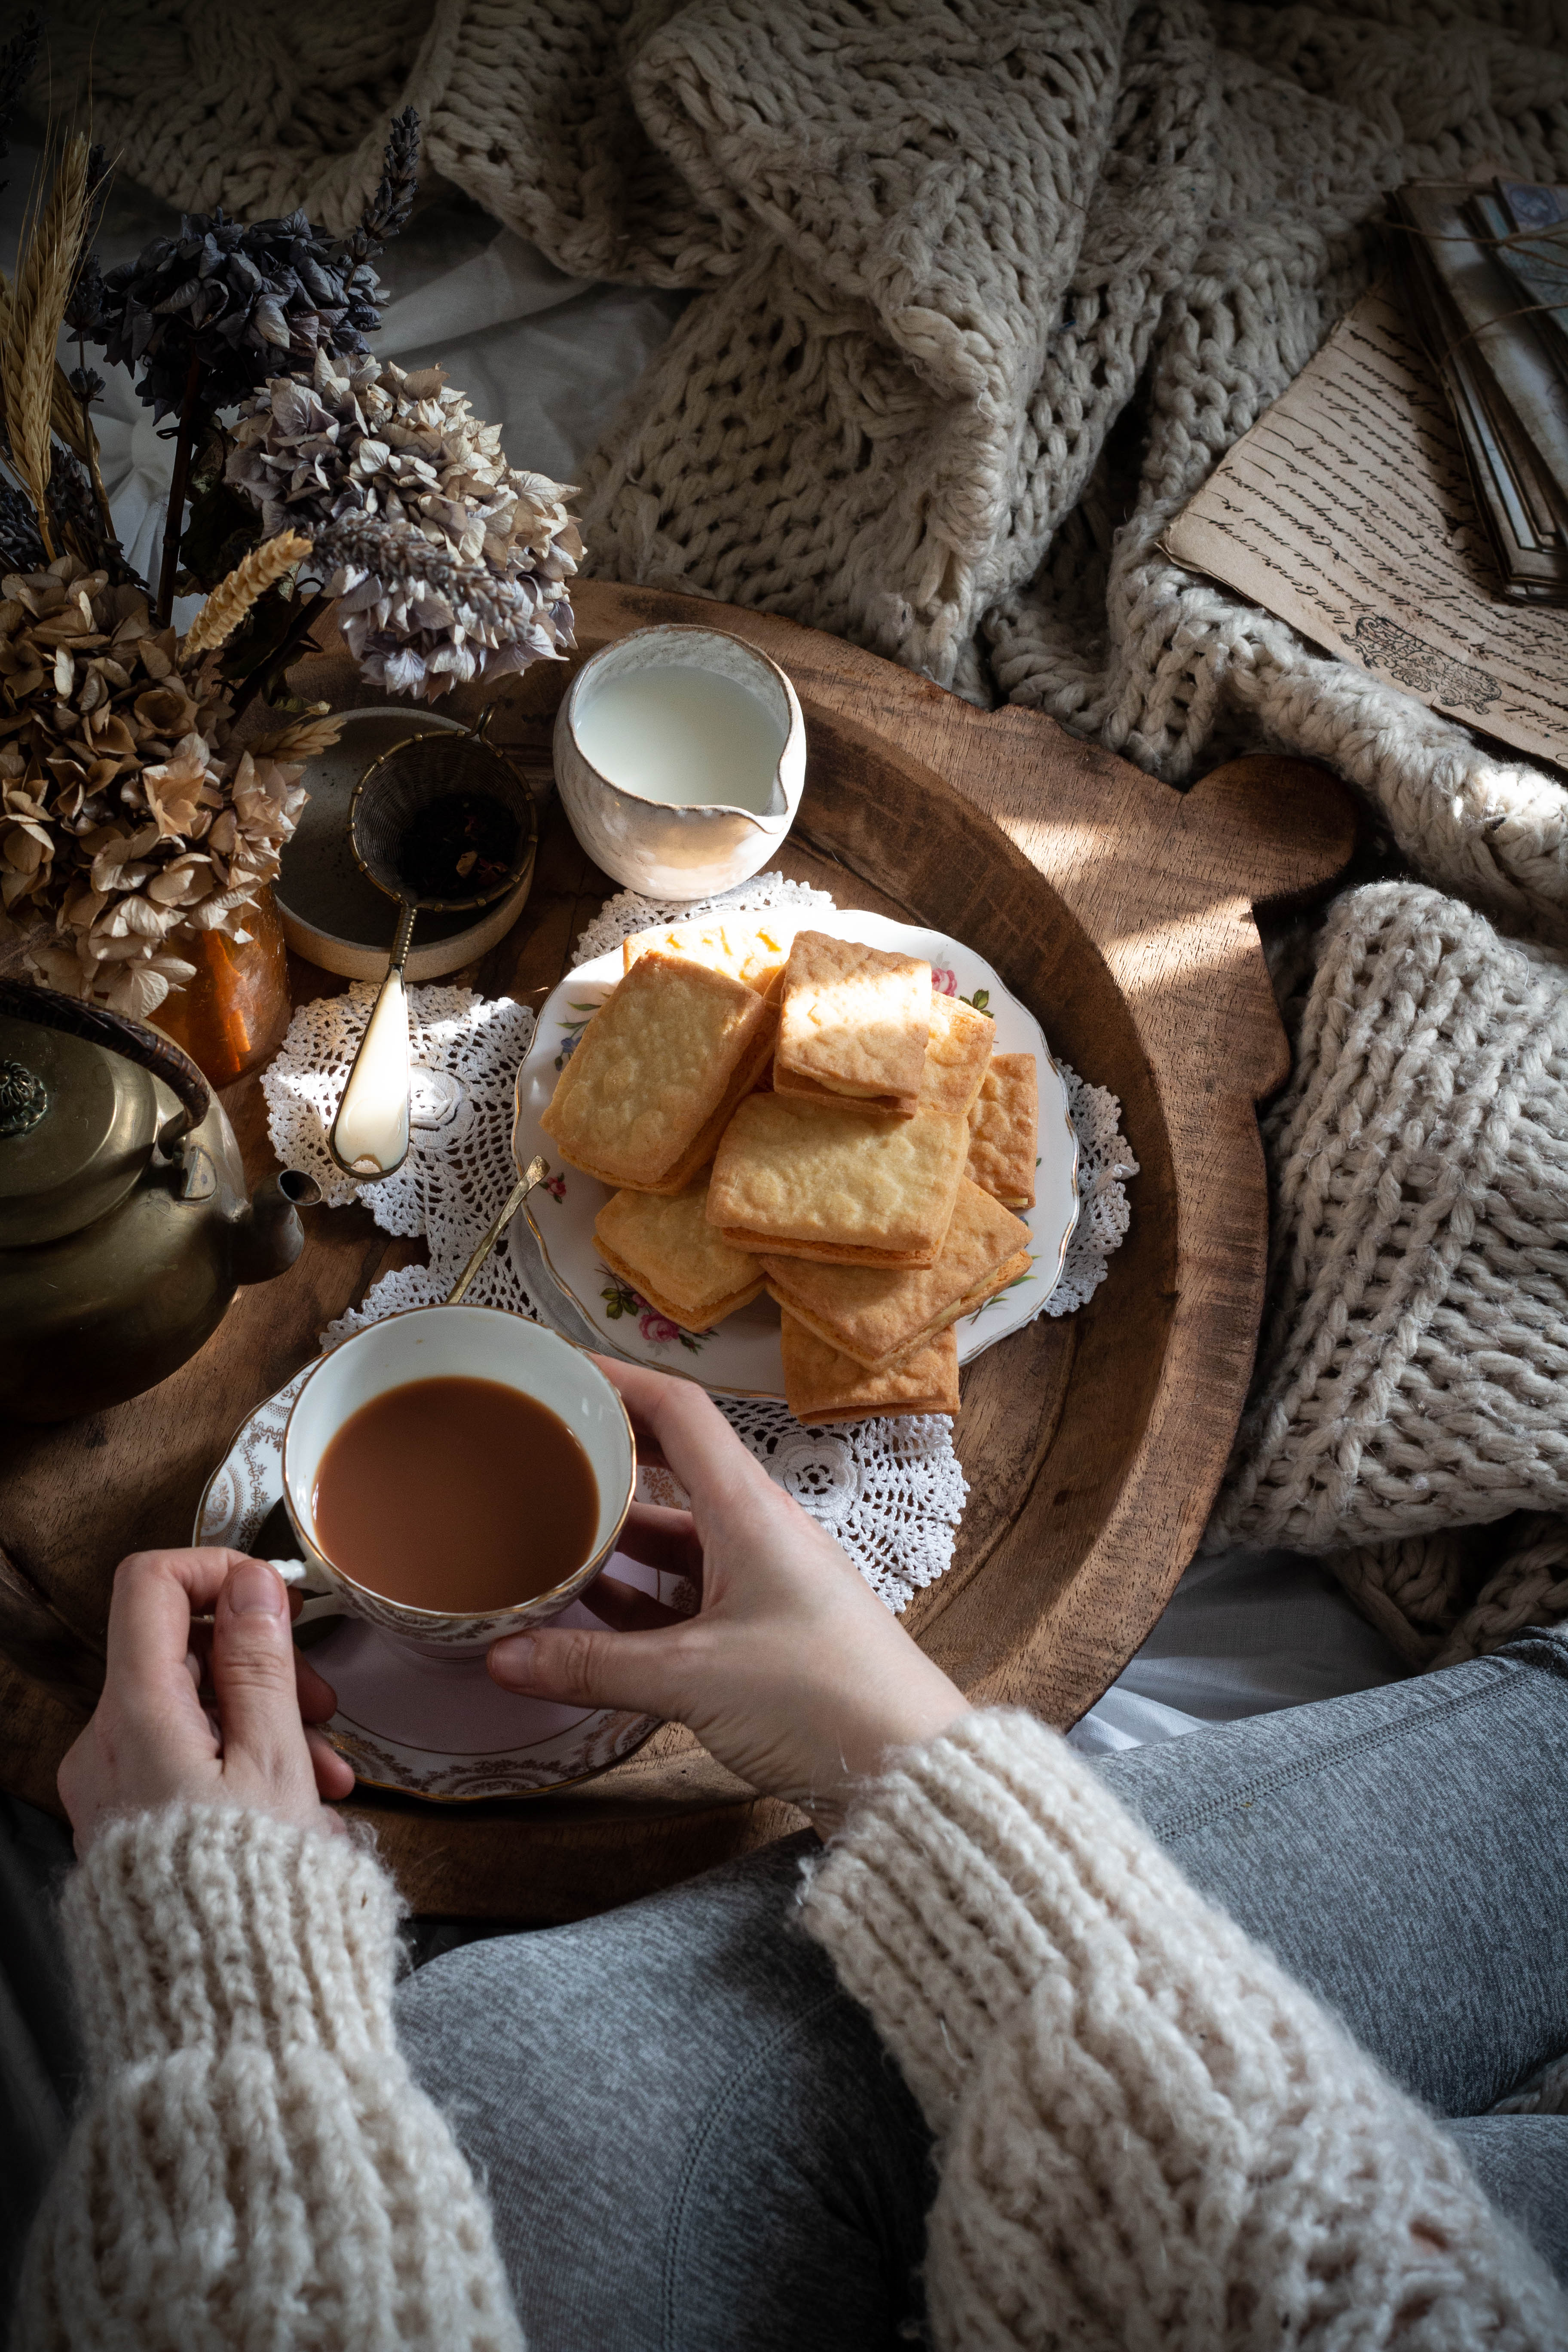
[157, 885, 292, 1088]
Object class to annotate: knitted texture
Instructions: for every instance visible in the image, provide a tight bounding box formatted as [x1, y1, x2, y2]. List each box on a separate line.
[801, 1706, 1568, 2349]
[1205, 885, 1568, 1575]
[11, 1806, 523, 2352]
[33, 2, 1568, 906]
[1331, 1515, 1568, 1673]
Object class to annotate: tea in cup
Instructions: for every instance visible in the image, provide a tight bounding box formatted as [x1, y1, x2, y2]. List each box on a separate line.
[282, 1305, 635, 1647]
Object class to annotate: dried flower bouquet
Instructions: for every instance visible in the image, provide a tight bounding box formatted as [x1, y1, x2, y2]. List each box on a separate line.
[0, 77, 579, 1016]
[0, 545, 332, 1015]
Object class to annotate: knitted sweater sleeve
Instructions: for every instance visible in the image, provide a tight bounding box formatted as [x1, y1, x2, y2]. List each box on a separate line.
[11, 1805, 523, 2352]
[799, 1709, 1567, 2351]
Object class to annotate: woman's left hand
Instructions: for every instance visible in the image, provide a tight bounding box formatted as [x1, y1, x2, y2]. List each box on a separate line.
[58, 1548, 355, 1855]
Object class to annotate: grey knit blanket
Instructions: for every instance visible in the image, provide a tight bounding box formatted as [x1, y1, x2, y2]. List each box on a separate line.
[42, 0, 1568, 1662]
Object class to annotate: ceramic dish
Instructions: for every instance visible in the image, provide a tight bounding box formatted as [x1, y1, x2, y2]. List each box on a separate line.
[195, 1369, 675, 1800]
[511, 908, 1079, 1401]
[274, 707, 537, 980]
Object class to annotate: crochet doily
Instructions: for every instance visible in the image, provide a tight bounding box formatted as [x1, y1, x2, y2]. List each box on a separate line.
[265, 877, 1136, 1613]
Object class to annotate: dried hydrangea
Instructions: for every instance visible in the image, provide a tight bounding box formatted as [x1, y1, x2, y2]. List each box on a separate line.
[226, 350, 580, 699]
[92, 209, 386, 424]
[0, 551, 321, 1015]
[89, 111, 420, 427]
[315, 511, 574, 698]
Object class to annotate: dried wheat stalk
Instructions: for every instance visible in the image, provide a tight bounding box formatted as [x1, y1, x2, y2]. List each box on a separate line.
[1, 137, 90, 560]
[178, 528, 313, 661]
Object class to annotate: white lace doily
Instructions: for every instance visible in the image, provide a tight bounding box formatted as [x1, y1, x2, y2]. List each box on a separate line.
[265, 876, 1136, 1613]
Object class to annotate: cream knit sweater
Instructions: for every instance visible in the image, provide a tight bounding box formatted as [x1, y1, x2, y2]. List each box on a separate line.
[15, 1715, 1565, 2349]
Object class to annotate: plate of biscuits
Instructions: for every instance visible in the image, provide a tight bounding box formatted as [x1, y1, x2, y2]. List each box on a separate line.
[511, 906, 1078, 1419]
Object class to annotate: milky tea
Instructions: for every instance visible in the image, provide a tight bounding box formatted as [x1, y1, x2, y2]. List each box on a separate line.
[311, 1375, 600, 1613]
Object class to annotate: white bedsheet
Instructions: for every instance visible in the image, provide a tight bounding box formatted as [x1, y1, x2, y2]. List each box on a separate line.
[3, 159, 1405, 1748]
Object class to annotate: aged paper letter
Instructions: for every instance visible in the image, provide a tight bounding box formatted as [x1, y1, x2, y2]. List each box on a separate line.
[1164, 284, 1568, 770]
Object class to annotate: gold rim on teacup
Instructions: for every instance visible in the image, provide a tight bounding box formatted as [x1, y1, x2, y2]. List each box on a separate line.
[280, 1302, 637, 1645]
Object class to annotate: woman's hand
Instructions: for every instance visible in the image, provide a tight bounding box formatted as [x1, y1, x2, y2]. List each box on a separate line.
[490, 1360, 969, 1829]
[58, 1549, 355, 1855]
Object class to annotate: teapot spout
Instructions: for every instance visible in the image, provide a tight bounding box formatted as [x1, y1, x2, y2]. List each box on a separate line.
[233, 1170, 321, 1285]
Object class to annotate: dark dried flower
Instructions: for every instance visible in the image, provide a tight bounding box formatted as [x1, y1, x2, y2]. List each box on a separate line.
[0, 12, 40, 196]
[64, 247, 105, 345]
[348, 107, 422, 261]
[0, 479, 45, 573]
[92, 206, 388, 423]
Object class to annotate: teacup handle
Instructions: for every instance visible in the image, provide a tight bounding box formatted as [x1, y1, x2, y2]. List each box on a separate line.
[268, 1558, 343, 1627]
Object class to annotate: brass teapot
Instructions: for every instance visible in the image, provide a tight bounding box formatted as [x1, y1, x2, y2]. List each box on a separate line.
[0, 980, 318, 1424]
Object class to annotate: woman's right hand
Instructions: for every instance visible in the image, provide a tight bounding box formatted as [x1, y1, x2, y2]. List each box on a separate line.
[489, 1358, 969, 1829]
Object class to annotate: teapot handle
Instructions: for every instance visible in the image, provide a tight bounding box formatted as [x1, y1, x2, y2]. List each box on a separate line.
[0, 980, 212, 1152]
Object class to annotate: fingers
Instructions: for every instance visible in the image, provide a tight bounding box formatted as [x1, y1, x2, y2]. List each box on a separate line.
[579, 1573, 692, 1635]
[592, 1357, 766, 1517]
[294, 1648, 340, 1725]
[611, 1500, 701, 1582]
[106, 1548, 270, 1703]
[489, 1620, 690, 1718]
[209, 1559, 315, 1782]
[304, 1725, 355, 1807]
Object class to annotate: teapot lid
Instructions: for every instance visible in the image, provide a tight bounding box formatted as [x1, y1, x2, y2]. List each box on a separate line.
[0, 1011, 160, 1248]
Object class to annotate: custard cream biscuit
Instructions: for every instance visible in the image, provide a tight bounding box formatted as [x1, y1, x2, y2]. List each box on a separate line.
[966, 1052, 1039, 1210]
[622, 914, 798, 995]
[775, 931, 932, 1106]
[541, 952, 776, 1191]
[781, 1316, 961, 1423]
[919, 993, 994, 1116]
[594, 1182, 764, 1330]
[760, 1180, 1030, 1369]
[707, 1093, 967, 1267]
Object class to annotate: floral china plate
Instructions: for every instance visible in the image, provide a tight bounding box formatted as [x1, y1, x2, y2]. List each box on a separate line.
[511, 908, 1079, 1400]
[195, 1372, 676, 1801]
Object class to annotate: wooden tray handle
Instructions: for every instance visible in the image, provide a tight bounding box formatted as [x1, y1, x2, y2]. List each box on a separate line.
[0, 979, 212, 1152]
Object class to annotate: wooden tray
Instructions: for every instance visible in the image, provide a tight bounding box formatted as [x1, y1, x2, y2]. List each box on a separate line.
[0, 582, 1355, 1920]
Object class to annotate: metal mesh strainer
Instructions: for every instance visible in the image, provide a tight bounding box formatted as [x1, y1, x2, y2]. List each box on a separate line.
[328, 707, 538, 1183]
[348, 716, 537, 914]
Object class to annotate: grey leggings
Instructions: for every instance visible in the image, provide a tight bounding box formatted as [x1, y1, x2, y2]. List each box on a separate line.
[396, 1629, 1568, 2351]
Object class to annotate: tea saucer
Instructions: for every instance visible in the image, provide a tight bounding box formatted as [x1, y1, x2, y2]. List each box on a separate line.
[195, 1370, 672, 1801]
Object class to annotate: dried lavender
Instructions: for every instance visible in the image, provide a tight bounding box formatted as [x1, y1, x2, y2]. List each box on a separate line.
[313, 508, 574, 700]
[0, 478, 44, 571]
[347, 106, 421, 260]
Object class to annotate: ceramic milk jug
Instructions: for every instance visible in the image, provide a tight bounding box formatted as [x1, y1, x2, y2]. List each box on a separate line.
[553, 624, 805, 898]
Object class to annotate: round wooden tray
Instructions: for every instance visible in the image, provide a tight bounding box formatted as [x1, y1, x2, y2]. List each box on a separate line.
[0, 582, 1355, 1921]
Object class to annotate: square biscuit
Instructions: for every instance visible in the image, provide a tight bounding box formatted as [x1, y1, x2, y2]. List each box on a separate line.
[760, 1179, 1030, 1369]
[919, 993, 994, 1116]
[541, 952, 775, 1189]
[772, 1058, 916, 1120]
[771, 991, 992, 1121]
[595, 1182, 764, 1330]
[623, 914, 797, 995]
[776, 931, 931, 1103]
[781, 1315, 960, 1423]
[707, 1093, 968, 1267]
[967, 1053, 1039, 1210]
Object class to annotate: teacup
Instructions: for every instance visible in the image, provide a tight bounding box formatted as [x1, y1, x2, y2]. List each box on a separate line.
[281, 1304, 635, 1649]
[554, 623, 805, 898]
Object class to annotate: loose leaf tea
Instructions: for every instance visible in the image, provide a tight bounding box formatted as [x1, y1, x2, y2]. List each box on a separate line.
[396, 791, 520, 899]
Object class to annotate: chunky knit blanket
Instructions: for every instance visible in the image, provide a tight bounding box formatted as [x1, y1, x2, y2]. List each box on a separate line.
[39, 0, 1568, 1662]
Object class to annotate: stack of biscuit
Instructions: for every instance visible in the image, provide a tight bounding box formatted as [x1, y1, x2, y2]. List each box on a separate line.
[541, 919, 1039, 1424]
